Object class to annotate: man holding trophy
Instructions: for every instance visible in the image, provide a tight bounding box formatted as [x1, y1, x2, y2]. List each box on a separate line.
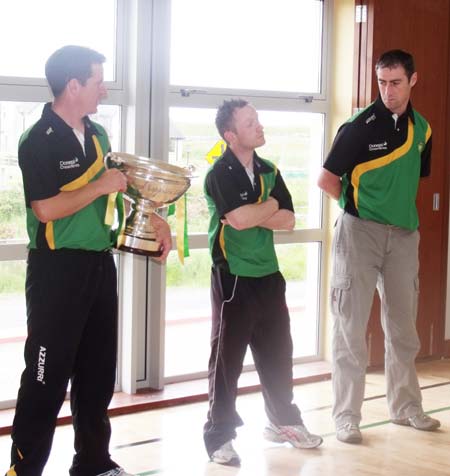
[6, 45, 171, 476]
[203, 99, 323, 466]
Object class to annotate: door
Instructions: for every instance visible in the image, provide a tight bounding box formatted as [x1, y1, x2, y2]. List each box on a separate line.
[353, 0, 450, 365]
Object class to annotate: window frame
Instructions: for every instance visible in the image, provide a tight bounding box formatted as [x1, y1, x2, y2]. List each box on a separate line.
[157, 0, 332, 385]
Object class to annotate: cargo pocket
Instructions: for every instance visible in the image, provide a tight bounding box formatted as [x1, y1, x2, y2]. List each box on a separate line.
[330, 275, 352, 317]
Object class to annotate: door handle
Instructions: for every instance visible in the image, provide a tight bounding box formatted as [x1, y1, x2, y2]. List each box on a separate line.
[433, 193, 440, 211]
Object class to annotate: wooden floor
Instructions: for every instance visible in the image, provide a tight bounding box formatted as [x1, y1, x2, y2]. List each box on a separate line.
[1, 360, 449, 475]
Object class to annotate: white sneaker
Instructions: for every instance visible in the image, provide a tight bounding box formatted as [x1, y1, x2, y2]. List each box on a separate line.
[392, 413, 440, 431]
[96, 468, 135, 476]
[263, 422, 323, 449]
[336, 423, 362, 444]
[210, 440, 241, 466]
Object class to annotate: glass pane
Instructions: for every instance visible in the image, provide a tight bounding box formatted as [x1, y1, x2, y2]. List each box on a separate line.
[164, 243, 320, 378]
[0, 102, 41, 242]
[168, 107, 323, 233]
[277, 242, 320, 358]
[165, 248, 211, 377]
[0, 1, 117, 80]
[91, 106, 122, 152]
[242, 242, 320, 366]
[170, 0, 323, 93]
[0, 257, 122, 404]
[168, 108, 217, 234]
[0, 102, 121, 244]
[0, 260, 26, 402]
[258, 110, 324, 229]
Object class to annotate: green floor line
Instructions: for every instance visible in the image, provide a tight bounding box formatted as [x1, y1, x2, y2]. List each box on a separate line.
[130, 400, 450, 474]
[321, 405, 450, 438]
[426, 405, 450, 415]
[133, 405, 450, 474]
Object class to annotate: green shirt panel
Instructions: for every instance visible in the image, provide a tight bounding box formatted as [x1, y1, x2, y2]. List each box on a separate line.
[21, 110, 119, 251]
[354, 111, 428, 230]
[221, 226, 278, 277]
[221, 162, 279, 277]
[205, 154, 280, 277]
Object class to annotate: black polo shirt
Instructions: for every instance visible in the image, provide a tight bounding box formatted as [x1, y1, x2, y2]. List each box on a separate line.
[324, 96, 431, 230]
[19, 103, 121, 250]
[204, 147, 294, 277]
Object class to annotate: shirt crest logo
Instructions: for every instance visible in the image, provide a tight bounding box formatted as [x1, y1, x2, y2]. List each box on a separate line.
[368, 141, 388, 152]
[60, 157, 80, 170]
[418, 142, 425, 153]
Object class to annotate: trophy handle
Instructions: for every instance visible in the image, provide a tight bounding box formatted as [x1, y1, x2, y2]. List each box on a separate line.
[104, 152, 112, 169]
[104, 152, 123, 170]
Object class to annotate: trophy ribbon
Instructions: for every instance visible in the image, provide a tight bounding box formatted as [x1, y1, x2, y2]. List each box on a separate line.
[104, 192, 117, 226]
[175, 194, 187, 264]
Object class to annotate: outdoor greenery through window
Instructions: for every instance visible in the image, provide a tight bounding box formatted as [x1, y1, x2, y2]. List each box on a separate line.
[167, 107, 324, 234]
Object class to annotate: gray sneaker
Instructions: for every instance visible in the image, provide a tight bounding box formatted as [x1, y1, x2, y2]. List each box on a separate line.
[336, 423, 362, 444]
[392, 413, 440, 431]
[263, 422, 323, 449]
[210, 440, 241, 466]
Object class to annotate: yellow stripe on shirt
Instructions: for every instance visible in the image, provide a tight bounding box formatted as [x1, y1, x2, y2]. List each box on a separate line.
[219, 224, 227, 259]
[45, 221, 55, 250]
[352, 118, 414, 209]
[257, 175, 265, 203]
[60, 135, 104, 192]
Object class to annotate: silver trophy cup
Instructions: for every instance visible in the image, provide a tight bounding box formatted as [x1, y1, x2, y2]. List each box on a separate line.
[105, 152, 194, 257]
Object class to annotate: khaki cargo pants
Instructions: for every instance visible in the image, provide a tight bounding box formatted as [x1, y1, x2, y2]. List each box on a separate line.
[331, 212, 423, 427]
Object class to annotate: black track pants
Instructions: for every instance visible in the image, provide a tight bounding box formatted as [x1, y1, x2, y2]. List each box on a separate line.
[203, 267, 302, 456]
[9, 249, 119, 476]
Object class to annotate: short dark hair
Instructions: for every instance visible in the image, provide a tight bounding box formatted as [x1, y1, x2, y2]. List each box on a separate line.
[215, 99, 249, 140]
[375, 49, 416, 80]
[45, 45, 105, 98]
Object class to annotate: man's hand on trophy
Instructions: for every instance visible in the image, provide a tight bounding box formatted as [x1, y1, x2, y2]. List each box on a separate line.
[151, 213, 173, 262]
[97, 168, 128, 195]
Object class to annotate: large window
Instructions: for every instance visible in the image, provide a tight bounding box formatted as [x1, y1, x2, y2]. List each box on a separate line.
[165, 107, 324, 378]
[164, 0, 328, 383]
[0, 1, 125, 407]
[0, 103, 121, 403]
[0, 0, 331, 400]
